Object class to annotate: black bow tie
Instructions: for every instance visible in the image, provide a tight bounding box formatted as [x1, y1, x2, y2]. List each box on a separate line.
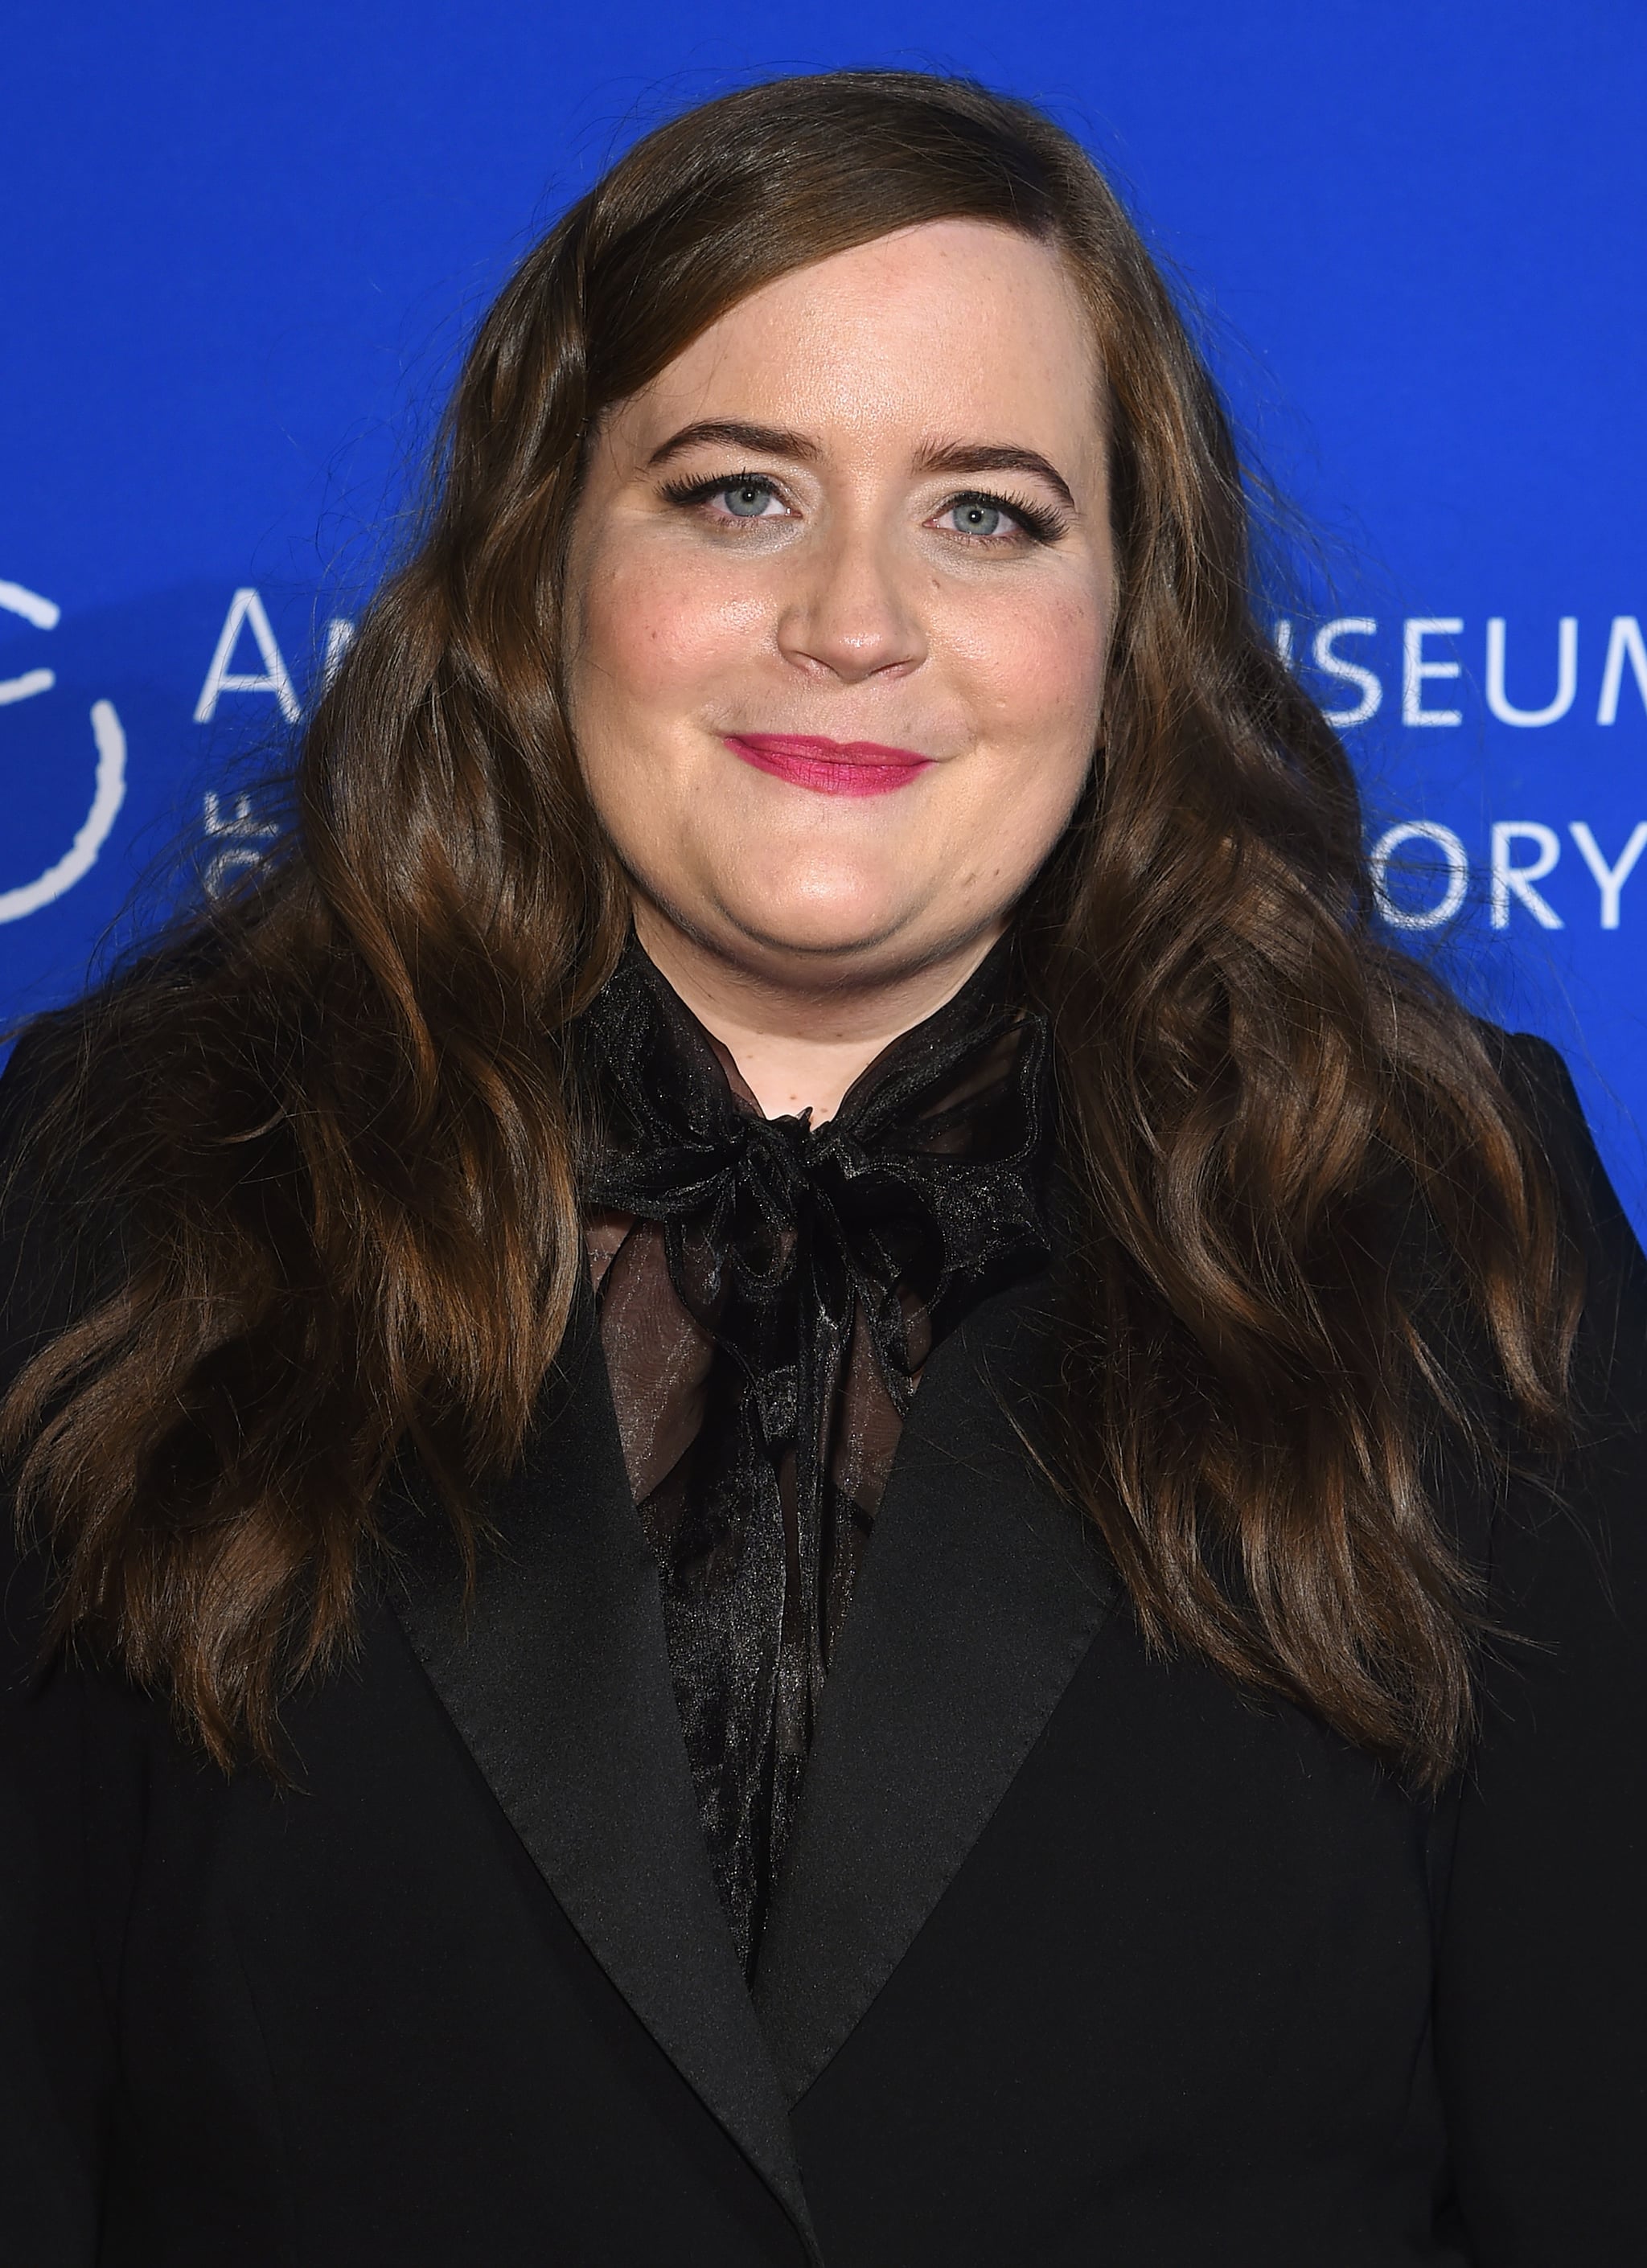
[574, 929, 1054, 1975]
[580, 931, 1054, 1405]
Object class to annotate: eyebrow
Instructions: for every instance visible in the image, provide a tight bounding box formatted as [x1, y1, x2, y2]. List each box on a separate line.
[646, 420, 821, 469]
[912, 440, 1077, 512]
[645, 420, 1078, 511]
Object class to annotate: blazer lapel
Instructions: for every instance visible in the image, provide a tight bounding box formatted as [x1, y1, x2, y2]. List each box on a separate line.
[752, 1268, 1118, 2104]
[385, 1274, 818, 2258]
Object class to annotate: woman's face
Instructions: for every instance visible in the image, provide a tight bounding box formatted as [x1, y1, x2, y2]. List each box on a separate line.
[564, 218, 1115, 990]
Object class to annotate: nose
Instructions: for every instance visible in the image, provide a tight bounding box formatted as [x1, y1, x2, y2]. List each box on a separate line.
[774, 514, 928, 686]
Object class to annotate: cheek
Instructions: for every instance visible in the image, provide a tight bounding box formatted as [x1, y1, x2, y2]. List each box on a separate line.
[962, 584, 1115, 816]
[951, 580, 1110, 757]
[936, 584, 1108, 882]
[577, 548, 766, 717]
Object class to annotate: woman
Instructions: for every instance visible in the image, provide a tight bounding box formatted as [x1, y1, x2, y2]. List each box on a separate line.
[2, 69, 1642, 2266]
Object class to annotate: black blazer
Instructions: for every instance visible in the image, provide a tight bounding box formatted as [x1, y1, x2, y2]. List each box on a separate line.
[2, 1031, 1644, 2267]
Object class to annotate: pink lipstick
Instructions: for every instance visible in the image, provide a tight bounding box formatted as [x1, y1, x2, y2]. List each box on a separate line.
[723, 732, 934, 798]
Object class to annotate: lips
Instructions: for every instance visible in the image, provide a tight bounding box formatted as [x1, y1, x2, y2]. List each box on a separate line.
[723, 732, 934, 798]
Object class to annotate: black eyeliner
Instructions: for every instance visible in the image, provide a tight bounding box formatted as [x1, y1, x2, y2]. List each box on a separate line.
[656, 468, 1069, 543]
[656, 468, 779, 506]
[943, 486, 1070, 544]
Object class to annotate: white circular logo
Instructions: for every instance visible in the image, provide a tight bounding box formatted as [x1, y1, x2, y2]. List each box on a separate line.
[0, 579, 126, 924]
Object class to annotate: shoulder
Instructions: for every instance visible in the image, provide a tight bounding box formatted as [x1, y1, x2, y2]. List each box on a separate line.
[1468, 1031, 1647, 1634]
[0, 1004, 142, 1411]
[1389, 1023, 1647, 1585]
[2, 1018, 97, 1340]
[0, 925, 237, 1369]
[1482, 1026, 1633, 1227]
[1481, 1025, 1647, 1391]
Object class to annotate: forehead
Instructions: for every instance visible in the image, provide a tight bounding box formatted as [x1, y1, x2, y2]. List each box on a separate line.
[614, 219, 1104, 451]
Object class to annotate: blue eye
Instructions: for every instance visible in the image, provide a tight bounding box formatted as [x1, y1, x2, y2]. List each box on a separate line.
[719, 479, 776, 519]
[949, 499, 1004, 537]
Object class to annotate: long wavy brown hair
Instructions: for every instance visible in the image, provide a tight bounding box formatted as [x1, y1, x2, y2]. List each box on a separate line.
[1, 71, 1575, 1782]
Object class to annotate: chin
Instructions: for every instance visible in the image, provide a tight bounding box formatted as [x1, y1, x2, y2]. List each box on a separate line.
[698, 845, 914, 955]
[717, 893, 914, 966]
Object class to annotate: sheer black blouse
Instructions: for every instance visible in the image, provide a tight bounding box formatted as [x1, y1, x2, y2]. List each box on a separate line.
[576, 933, 1054, 1974]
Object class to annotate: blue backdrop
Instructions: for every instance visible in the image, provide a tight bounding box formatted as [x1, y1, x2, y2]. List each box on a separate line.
[5, 4, 1645, 1217]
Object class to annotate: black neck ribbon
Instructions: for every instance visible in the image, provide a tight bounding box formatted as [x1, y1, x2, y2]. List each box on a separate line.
[575, 929, 1055, 1977]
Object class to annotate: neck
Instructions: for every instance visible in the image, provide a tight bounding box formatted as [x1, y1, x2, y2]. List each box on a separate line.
[630, 905, 1008, 1124]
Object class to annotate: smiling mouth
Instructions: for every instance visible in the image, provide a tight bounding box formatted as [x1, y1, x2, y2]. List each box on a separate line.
[723, 732, 934, 798]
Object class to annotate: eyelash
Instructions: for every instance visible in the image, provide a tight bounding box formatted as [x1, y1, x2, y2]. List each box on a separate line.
[656, 470, 1069, 547]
